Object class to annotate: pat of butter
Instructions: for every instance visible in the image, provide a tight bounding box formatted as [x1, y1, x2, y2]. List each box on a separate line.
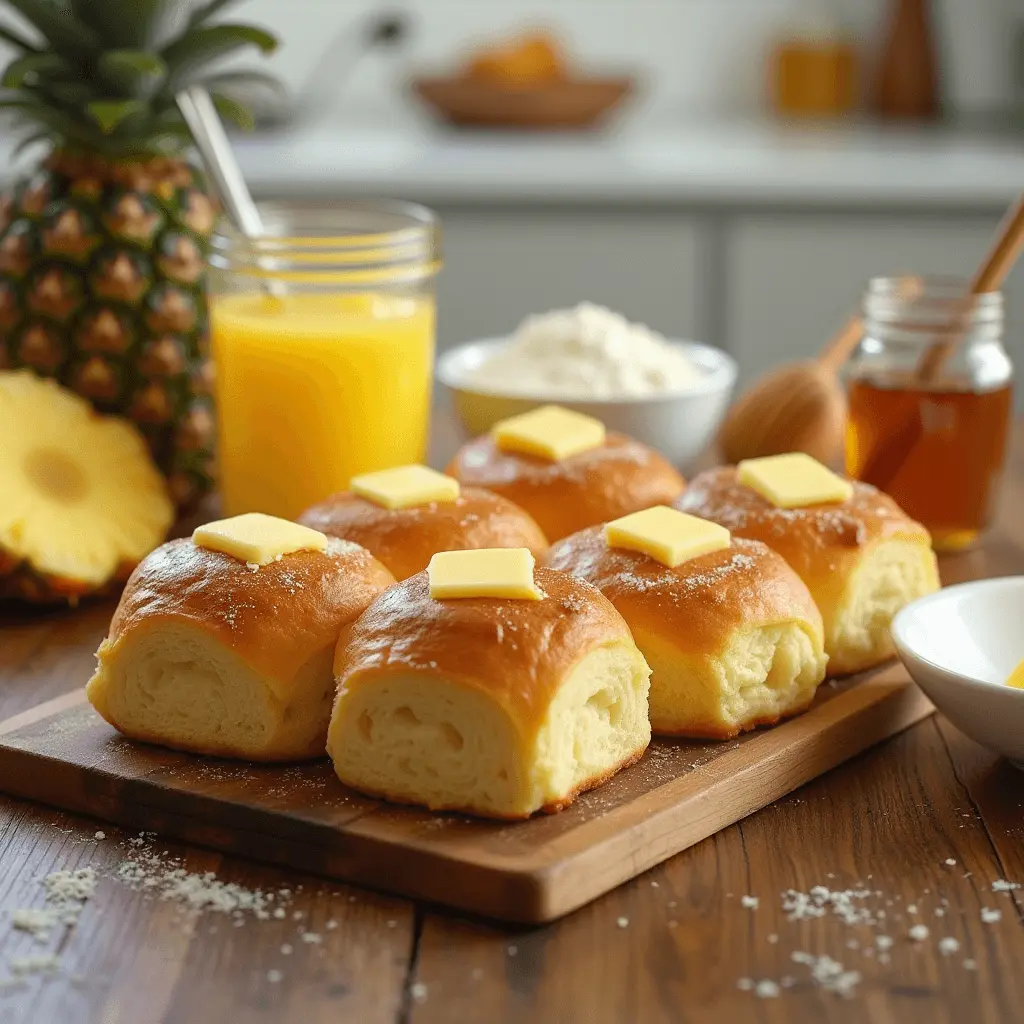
[351, 464, 460, 510]
[492, 404, 605, 462]
[1007, 659, 1024, 689]
[738, 452, 854, 509]
[604, 505, 730, 568]
[428, 548, 543, 601]
[193, 513, 327, 566]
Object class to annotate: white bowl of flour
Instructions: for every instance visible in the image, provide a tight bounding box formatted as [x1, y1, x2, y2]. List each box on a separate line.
[437, 303, 737, 470]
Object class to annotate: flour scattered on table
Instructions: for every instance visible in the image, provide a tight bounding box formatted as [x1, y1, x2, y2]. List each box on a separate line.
[267, 969, 283, 984]
[755, 980, 780, 998]
[944, 858, 957, 866]
[741, 895, 759, 910]
[617, 917, 629, 928]
[963, 959, 977, 971]
[94, 832, 106, 841]
[992, 879, 1020, 892]
[908, 924, 929, 941]
[981, 908, 1002, 924]
[938, 937, 960, 956]
[411, 982, 428, 1003]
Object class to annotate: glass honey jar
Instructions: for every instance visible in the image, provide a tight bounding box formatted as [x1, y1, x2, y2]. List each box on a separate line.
[845, 276, 1013, 552]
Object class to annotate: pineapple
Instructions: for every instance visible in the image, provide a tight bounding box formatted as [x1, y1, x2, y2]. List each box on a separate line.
[0, 0, 278, 510]
[0, 371, 173, 603]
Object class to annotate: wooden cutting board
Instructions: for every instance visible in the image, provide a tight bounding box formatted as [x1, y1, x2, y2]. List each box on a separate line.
[0, 665, 931, 924]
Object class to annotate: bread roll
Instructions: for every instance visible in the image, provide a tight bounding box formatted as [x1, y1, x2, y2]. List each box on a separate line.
[86, 536, 395, 761]
[446, 432, 684, 542]
[298, 486, 547, 581]
[676, 468, 940, 675]
[547, 529, 827, 738]
[328, 566, 651, 819]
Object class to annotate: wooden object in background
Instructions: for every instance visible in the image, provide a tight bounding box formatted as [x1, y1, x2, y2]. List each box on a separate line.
[411, 76, 634, 130]
[0, 663, 931, 923]
[872, 0, 939, 119]
[717, 313, 864, 465]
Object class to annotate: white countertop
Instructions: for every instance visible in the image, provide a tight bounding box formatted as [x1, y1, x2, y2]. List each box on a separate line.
[1, 118, 1022, 207]
[230, 119, 1024, 207]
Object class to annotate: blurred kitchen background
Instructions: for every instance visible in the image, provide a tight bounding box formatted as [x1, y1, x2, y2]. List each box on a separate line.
[6, 0, 1024, 395]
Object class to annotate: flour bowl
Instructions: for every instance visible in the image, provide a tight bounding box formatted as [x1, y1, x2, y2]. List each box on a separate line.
[436, 338, 737, 471]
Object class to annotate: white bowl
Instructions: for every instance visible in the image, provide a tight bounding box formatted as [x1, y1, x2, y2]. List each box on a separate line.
[891, 577, 1024, 769]
[436, 338, 737, 471]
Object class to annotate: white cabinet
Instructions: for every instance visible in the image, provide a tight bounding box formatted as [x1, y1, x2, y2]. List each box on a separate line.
[724, 214, 1024, 390]
[431, 207, 705, 349]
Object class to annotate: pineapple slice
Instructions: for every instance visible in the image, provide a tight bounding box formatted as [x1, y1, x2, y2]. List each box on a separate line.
[0, 371, 172, 601]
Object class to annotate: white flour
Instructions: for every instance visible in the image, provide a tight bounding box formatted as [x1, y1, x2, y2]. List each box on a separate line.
[469, 303, 703, 399]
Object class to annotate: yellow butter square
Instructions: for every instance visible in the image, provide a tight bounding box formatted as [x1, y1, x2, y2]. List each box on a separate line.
[737, 452, 854, 509]
[492, 404, 606, 462]
[1007, 659, 1024, 689]
[604, 506, 730, 568]
[351, 464, 460, 510]
[193, 513, 327, 566]
[428, 548, 543, 600]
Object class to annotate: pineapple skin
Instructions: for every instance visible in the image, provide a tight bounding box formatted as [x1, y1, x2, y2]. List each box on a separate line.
[0, 151, 217, 512]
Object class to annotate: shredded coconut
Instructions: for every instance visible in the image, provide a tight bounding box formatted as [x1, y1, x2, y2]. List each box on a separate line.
[741, 895, 759, 910]
[616, 917, 629, 929]
[467, 303, 703, 399]
[939, 937, 960, 956]
[992, 879, 1020, 892]
[909, 924, 930, 941]
[411, 982, 428, 1003]
[755, 980, 780, 999]
[981, 908, 1002, 924]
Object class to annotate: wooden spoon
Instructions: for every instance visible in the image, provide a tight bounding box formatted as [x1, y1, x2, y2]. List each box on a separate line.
[717, 314, 868, 466]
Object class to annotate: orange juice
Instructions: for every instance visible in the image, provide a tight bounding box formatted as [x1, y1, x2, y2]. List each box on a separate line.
[211, 291, 435, 519]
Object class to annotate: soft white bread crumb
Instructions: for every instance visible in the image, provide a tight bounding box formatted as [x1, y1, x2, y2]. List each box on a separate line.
[89, 623, 336, 761]
[827, 538, 939, 675]
[637, 621, 825, 738]
[328, 643, 650, 819]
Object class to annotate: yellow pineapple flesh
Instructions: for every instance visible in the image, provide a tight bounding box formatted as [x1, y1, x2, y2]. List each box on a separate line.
[0, 371, 172, 602]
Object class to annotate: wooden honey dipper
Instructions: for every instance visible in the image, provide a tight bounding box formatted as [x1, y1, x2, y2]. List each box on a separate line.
[719, 193, 1024, 469]
[717, 314, 870, 466]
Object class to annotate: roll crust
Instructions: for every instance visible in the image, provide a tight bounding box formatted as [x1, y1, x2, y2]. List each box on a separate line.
[446, 432, 685, 542]
[676, 467, 939, 675]
[330, 566, 652, 817]
[546, 529, 827, 737]
[298, 486, 548, 582]
[336, 567, 633, 731]
[87, 536, 395, 760]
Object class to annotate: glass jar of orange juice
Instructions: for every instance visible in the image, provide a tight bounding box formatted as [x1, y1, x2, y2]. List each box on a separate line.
[209, 202, 440, 520]
[845, 276, 1013, 551]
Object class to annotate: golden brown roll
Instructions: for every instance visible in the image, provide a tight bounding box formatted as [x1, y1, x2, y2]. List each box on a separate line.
[86, 536, 395, 761]
[547, 529, 827, 738]
[446, 432, 685, 542]
[676, 468, 940, 675]
[328, 566, 651, 819]
[298, 486, 547, 581]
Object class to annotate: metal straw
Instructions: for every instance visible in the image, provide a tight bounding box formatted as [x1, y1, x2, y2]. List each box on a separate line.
[176, 85, 265, 238]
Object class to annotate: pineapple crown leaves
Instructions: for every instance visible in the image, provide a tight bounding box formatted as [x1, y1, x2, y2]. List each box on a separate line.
[0, 0, 281, 159]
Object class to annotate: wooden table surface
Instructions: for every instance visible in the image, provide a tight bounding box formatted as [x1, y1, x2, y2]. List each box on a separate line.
[2, 426, 1024, 1024]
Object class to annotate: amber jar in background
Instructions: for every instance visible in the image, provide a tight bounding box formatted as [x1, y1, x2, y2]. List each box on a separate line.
[845, 277, 1013, 552]
[770, 40, 859, 117]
